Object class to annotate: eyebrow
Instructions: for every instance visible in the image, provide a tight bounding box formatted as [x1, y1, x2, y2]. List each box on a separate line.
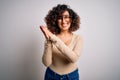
[63, 15, 70, 16]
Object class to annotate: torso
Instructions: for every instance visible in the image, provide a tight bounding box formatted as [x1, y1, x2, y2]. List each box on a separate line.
[49, 33, 78, 75]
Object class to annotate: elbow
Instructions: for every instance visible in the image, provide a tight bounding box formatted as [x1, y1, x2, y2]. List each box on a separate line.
[43, 63, 52, 67]
[70, 58, 78, 63]
[69, 55, 80, 63]
[42, 59, 52, 67]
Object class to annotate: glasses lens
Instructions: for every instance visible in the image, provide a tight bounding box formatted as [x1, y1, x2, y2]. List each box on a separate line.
[58, 15, 71, 20]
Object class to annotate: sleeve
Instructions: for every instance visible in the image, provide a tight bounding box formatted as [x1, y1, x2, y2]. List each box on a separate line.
[49, 34, 83, 63]
[42, 39, 52, 67]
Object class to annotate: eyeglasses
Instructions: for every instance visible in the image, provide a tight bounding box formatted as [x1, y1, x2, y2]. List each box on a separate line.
[58, 15, 71, 20]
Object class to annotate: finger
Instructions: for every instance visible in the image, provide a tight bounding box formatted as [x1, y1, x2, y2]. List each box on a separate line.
[40, 26, 49, 39]
[40, 26, 44, 30]
[40, 26, 46, 33]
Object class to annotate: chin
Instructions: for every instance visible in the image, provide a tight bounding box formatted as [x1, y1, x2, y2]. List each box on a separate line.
[61, 28, 69, 31]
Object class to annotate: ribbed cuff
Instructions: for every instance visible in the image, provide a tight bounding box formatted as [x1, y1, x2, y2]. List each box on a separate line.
[49, 34, 57, 43]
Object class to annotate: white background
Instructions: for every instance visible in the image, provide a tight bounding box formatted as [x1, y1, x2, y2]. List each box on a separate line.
[0, 0, 120, 80]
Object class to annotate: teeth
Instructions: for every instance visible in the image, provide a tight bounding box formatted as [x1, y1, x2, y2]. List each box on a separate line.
[62, 24, 67, 27]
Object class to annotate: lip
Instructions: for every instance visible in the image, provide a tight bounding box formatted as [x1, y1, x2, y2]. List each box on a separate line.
[62, 24, 68, 27]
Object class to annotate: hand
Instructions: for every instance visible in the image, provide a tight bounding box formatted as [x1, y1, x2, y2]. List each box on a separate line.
[40, 25, 53, 39]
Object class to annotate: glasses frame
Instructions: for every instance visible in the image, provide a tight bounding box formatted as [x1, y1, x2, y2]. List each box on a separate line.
[58, 15, 71, 21]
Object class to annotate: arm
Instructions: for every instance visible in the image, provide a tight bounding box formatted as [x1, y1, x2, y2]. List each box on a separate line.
[40, 26, 83, 63]
[49, 34, 83, 63]
[40, 26, 53, 66]
[42, 40, 52, 67]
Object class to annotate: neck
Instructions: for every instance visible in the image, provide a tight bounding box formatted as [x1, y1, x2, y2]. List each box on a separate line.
[60, 31, 72, 36]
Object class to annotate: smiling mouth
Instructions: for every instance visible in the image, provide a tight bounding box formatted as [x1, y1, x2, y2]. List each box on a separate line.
[62, 23, 68, 27]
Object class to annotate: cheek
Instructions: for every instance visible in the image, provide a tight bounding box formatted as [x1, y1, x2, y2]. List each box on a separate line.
[57, 21, 61, 26]
[69, 19, 72, 23]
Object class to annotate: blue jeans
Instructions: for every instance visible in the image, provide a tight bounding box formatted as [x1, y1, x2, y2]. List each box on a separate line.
[44, 67, 79, 80]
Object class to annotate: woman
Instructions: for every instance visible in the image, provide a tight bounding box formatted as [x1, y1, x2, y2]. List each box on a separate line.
[40, 4, 83, 80]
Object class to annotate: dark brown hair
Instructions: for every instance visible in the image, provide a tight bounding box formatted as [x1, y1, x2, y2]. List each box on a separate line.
[45, 4, 80, 34]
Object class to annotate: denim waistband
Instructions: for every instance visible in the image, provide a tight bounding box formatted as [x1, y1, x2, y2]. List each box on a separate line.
[46, 67, 79, 78]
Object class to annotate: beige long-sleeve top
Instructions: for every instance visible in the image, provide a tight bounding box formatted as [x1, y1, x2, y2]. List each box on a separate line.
[42, 33, 83, 74]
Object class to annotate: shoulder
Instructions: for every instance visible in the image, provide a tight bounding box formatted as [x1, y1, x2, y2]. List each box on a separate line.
[73, 34, 83, 47]
[73, 34, 83, 40]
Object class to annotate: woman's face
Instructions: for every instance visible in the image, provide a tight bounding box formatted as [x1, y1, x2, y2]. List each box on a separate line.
[57, 11, 71, 32]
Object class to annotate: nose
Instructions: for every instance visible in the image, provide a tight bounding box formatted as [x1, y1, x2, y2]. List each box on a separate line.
[62, 17, 66, 23]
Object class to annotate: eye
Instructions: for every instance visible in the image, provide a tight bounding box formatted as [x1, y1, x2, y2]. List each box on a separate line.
[64, 15, 71, 19]
[58, 16, 62, 19]
[58, 15, 71, 20]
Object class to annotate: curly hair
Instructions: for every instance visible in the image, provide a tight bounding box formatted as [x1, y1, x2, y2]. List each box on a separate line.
[45, 4, 80, 34]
